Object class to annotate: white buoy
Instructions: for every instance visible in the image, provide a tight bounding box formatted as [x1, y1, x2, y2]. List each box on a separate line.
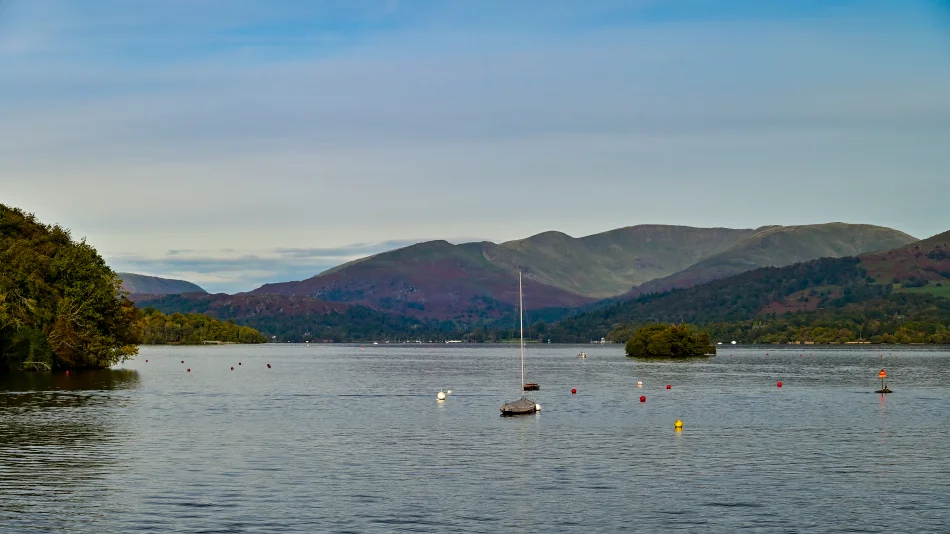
[446, 390, 453, 395]
[535, 404, 541, 411]
[637, 380, 643, 388]
[731, 340, 737, 345]
[437, 391, 446, 401]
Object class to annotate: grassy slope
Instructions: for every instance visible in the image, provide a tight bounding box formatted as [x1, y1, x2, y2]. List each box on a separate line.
[251, 240, 594, 321]
[626, 223, 916, 296]
[551, 228, 948, 342]
[896, 284, 950, 298]
[492, 225, 759, 298]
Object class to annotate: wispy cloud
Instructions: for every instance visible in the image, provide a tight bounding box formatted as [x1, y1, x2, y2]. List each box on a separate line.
[2, 0, 948, 282]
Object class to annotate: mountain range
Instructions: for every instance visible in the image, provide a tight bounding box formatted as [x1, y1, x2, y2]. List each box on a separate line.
[130, 222, 927, 340]
[549, 229, 950, 342]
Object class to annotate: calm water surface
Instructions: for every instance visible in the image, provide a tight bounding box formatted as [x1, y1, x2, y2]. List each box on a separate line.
[2, 344, 949, 533]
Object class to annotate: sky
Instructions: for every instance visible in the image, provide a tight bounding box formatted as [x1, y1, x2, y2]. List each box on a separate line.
[1, 0, 949, 293]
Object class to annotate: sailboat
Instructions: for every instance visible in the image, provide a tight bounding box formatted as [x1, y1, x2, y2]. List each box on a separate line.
[500, 270, 540, 416]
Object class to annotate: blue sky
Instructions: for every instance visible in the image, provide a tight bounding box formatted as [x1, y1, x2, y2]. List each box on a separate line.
[2, 1, 949, 293]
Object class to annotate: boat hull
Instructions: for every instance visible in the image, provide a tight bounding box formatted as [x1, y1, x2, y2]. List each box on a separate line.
[500, 397, 537, 416]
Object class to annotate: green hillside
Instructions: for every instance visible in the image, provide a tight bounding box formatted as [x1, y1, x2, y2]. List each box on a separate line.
[628, 223, 916, 296]
[491, 225, 759, 297]
[549, 228, 950, 344]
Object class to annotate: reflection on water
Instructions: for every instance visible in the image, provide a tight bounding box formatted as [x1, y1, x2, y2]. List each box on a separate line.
[0, 369, 138, 532]
[1, 345, 949, 532]
[0, 368, 140, 392]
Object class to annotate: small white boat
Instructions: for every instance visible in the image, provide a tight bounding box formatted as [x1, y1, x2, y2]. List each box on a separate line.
[577, 352, 587, 359]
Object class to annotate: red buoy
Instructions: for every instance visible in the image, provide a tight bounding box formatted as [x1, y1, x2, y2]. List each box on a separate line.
[187, 368, 191, 372]
[639, 395, 646, 403]
[571, 388, 577, 394]
[666, 384, 671, 390]
[777, 381, 783, 387]
[267, 364, 271, 369]
[230, 367, 234, 371]
[65, 370, 69, 376]
[145, 360, 148, 363]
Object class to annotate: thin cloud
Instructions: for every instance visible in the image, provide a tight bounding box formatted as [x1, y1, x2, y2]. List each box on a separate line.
[2, 0, 948, 272]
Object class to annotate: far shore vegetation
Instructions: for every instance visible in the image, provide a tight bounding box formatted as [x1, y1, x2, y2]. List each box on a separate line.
[140, 308, 267, 345]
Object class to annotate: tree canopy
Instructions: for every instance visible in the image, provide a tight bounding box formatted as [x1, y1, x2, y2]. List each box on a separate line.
[1, 204, 141, 370]
[624, 323, 715, 358]
[140, 308, 268, 344]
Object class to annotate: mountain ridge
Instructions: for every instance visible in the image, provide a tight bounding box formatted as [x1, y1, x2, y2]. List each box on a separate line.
[624, 223, 917, 297]
[118, 272, 207, 295]
[246, 222, 915, 321]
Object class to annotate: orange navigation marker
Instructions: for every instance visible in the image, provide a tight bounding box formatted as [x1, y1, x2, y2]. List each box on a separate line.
[876, 369, 891, 394]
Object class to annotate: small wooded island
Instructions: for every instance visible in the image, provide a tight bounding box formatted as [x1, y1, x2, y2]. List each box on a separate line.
[623, 323, 716, 358]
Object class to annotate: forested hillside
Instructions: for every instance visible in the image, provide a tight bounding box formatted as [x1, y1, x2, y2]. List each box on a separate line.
[551, 230, 950, 345]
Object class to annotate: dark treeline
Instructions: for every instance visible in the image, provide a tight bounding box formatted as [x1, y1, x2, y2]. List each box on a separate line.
[140, 308, 268, 345]
[548, 257, 871, 342]
[690, 294, 950, 345]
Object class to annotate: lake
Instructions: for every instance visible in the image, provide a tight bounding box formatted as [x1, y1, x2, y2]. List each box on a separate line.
[2, 344, 949, 532]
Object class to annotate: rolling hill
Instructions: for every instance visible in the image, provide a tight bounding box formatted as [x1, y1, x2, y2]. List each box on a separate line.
[247, 223, 915, 322]
[251, 239, 595, 321]
[489, 225, 763, 297]
[625, 223, 916, 297]
[118, 273, 206, 295]
[135, 228, 947, 343]
[549, 228, 950, 343]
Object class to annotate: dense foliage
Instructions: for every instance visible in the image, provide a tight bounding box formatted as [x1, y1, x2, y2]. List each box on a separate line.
[623, 324, 715, 357]
[548, 257, 871, 342]
[140, 308, 268, 344]
[694, 294, 950, 345]
[0, 204, 141, 371]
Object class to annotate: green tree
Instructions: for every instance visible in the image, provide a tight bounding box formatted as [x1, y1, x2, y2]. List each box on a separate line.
[1, 204, 141, 370]
[624, 323, 715, 358]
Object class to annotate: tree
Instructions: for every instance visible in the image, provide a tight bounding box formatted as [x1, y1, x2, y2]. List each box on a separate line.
[624, 323, 715, 358]
[1, 204, 141, 370]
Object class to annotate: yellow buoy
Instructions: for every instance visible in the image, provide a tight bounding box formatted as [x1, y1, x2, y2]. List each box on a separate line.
[674, 419, 683, 430]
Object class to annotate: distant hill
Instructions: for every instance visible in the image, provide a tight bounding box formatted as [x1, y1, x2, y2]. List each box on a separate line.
[625, 223, 916, 297]
[489, 225, 762, 297]
[247, 222, 914, 323]
[248, 224, 763, 319]
[250, 239, 596, 322]
[549, 229, 950, 342]
[118, 273, 206, 295]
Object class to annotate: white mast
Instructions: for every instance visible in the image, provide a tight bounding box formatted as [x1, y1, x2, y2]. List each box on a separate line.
[519, 269, 525, 398]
